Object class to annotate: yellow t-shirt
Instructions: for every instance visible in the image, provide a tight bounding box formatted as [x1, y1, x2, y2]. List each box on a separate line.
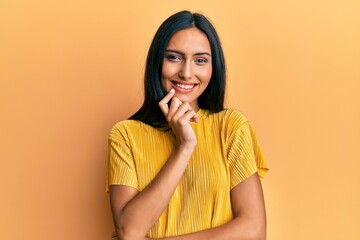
[106, 108, 268, 238]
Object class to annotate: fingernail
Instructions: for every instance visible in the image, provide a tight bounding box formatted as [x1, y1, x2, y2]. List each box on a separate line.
[170, 88, 175, 93]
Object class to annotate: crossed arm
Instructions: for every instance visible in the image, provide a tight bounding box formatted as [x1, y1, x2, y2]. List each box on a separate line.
[110, 172, 266, 240]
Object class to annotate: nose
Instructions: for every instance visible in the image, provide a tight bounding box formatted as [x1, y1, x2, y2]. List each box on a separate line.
[178, 61, 192, 80]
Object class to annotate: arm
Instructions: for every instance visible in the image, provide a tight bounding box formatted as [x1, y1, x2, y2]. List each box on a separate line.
[156, 172, 266, 240]
[110, 145, 194, 240]
[110, 91, 198, 240]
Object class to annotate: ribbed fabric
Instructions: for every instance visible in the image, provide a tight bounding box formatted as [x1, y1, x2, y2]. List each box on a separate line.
[106, 108, 268, 238]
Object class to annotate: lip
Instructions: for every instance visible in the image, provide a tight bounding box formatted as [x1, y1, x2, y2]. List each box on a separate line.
[170, 81, 198, 93]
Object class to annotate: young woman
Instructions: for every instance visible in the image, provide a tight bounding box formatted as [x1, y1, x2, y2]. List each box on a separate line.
[107, 10, 269, 240]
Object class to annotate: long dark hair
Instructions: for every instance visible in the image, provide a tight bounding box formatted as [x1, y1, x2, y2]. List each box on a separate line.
[130, 10, 226, 129]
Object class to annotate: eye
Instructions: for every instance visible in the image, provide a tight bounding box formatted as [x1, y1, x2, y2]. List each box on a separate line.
[194, 58, 208, 65]
[165, 54, 182, 62]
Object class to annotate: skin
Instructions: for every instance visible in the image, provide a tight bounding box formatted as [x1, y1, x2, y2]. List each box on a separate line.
[110, 27, 267, 240]
[161, 27, 212, 112]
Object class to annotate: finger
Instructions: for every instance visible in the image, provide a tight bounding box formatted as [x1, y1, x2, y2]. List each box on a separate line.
[158, 89, 175, 116]
[178, 109, 198, 124]
[167, 97, 182, 119]
[171, 101, 191, 119]
[190, 113, 198, 123]
[170, 101, 199, 123]
[183, 108, 198, 123]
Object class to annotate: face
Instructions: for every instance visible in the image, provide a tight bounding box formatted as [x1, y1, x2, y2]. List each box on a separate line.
[161, 27, 212, 111]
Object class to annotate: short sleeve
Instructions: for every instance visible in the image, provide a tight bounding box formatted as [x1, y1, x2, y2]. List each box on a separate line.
[227, 121, 269, 189]
[106, 123, 138, 192]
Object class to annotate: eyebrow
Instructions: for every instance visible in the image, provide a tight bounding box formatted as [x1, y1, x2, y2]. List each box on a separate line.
[165, 49, 212, 57]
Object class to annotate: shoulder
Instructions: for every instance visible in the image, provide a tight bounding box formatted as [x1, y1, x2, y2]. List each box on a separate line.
[109, 119, 164, 141]
[222, 108, 248, 123]
[207, 108, 248, 127]
[109, 120, 145, 141]
[111, 119, 142, 131]
[198, 108, 249, 138]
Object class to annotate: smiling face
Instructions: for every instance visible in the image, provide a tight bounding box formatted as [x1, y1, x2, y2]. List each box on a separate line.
[161, 27, 212, 112]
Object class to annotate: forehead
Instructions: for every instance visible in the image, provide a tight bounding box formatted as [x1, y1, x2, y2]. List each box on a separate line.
[166, 27, 211, 54]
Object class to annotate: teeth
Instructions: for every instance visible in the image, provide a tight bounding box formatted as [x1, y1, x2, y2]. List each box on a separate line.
[175, 83, 195, 89]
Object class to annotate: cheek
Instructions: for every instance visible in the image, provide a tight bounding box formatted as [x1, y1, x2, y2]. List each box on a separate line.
[198, 66, 212, 83]
[161, 62, 173, 89]
[161, 62, 168, 78]
[162, 61, 177, 78]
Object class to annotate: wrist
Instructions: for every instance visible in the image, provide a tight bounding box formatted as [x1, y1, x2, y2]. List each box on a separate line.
[175, 142, 196, 156]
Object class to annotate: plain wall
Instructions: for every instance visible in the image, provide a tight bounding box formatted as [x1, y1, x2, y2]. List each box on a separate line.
[1, 0, 359, 239]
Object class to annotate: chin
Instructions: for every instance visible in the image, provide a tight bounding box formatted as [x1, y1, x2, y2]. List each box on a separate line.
[173, 93, 189, 100]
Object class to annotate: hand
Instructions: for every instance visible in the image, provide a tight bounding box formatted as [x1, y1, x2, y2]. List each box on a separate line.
[158, 89, 198, 149]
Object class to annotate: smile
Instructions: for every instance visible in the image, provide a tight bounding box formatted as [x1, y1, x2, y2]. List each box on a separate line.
[171, 81, 198, 93]
[174, 83, 196, 89]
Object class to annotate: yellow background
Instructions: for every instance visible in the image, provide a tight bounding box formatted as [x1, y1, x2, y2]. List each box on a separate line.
[1, 0, 359, 239]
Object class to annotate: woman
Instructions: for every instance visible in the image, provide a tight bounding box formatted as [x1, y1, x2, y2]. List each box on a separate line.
[107, 10, 269, 240]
